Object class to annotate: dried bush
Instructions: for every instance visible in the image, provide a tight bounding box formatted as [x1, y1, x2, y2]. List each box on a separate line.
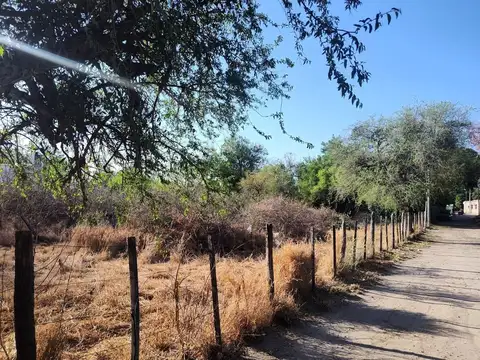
[244, 196, 336, 239]
[71, 226, 150, 258]
[0, 184, 71, 233]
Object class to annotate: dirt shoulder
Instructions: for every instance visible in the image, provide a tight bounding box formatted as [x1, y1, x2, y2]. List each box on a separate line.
[245, 216, 480, 360]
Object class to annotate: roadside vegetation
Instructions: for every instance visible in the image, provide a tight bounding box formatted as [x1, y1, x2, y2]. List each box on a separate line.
[0, 1, 480, 359]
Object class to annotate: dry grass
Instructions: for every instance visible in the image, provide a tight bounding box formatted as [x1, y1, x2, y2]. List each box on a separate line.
[0, 222, 422, 360]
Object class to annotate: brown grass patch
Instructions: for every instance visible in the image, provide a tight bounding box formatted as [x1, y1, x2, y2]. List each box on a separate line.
[0, 223, 425, 359]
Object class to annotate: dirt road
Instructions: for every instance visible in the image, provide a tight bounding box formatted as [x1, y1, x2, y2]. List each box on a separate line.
[246, 216, 480, 360]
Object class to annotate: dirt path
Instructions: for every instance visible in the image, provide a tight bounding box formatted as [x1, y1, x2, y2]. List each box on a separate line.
[246, 216, 480, 360]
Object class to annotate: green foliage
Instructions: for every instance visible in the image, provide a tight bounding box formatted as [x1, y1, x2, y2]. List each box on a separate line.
[240, 163, 296, 200]
[473, 188, 480, 200]
[297, 143, 337, 207]
[210, 136, 267, 192]
[330, 102, 474, 211]
[0, 0, 401, 193]
[455, 193, 465, 210]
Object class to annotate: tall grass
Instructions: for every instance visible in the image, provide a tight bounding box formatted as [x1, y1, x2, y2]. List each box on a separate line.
[0, 219, 416, 359]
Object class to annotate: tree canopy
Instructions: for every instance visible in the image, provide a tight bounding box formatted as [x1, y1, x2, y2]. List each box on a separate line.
[209, 136, 267, 192]
[0, 0, 401, 197]
[330, 102, 474, 211]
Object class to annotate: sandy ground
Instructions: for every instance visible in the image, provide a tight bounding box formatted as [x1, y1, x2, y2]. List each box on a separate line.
[246, 216, 480, 360]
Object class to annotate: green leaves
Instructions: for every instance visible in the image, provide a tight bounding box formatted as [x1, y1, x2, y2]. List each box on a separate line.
[0, 1, 402, 194]
[0, 45, 4, 57]
[330, 103, 473, 210]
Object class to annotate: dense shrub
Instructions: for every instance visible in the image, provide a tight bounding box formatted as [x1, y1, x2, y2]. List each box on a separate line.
[244, 196, 336, 239]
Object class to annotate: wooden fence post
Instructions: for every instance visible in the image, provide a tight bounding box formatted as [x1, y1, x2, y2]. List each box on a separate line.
[370, 212, 375, 258]
[266, 224, 274, 302]
[408, 212, 411, 237]
[363, 217, 368, 260]
[332, 225, 337, 277]
[385, 216, 389, 250]
[352, 221, 358, 269]
[379, 216, 383, 252]
[401, 212, 405, 243]
[207, 235, 222, 347]
[396, 213, 402, 246]
[340, 219, 347, 262]
[391, 213, 396, 249]
[14, 231, 36, 360]
[310, 227, 316, 293]
[127, 237, 140, 360]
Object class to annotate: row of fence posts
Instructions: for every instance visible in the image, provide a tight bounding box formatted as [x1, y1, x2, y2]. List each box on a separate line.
[330, 210, 427, 277]
[11, 210, 428, 359]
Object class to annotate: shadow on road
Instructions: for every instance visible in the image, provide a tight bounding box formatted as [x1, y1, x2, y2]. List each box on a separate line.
[244, 225, 477, 360]
[244, 302, 452, 359]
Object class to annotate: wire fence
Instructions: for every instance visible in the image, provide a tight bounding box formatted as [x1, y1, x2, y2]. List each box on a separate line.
[0, 209, 428, 359]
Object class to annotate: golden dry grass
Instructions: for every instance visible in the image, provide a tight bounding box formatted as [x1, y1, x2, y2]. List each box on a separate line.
[0, 223, 422, 360]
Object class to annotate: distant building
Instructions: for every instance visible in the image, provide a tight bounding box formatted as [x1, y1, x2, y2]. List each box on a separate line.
[463, 200, 480, 216]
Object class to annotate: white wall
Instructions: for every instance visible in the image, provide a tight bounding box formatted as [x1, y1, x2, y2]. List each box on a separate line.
[463, 200, 480, 216]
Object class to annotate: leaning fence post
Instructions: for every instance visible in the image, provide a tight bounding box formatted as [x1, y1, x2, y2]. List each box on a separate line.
[332, 225, 337, 277]
[363, 217, 368, 260]
[310, 227, 316, 293]
[379, 216, 383, 252]
[391, 213, 396, 249]
[266, 224, 275, 302]
[127, 237, 140, 360]
[207, 235, 222, 347]
[352, 220, 358, 269]
[340, 219, 347, 262]
[370, 212, 375, 258]
[14, 231, 36, 360]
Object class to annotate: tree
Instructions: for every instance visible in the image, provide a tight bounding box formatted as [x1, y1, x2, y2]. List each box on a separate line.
[0, 1, 401, 197]
[297, 154, 335, 207]
[331, 102, 473, 211]
[240, 163, 297, 199]
[470, 124, 480, 151]
[210, 136, 267, 192]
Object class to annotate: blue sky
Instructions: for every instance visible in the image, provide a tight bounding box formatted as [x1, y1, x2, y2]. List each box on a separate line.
[236, 0, 480, 162]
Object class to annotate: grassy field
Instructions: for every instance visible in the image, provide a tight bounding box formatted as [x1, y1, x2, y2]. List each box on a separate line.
[0, 223, 415, 359]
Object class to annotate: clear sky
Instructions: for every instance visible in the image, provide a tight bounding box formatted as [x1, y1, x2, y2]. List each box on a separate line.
[237, 0, 480, 162]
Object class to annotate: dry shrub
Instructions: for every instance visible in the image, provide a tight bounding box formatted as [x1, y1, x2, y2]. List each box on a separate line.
[275, 242, 313, 298]
[0, 224, 14, 246]
[37, 324, 66, 360]
[124, 186, 265, 258]
[71, 226, 148, 257]
[245, 196, 336, 238]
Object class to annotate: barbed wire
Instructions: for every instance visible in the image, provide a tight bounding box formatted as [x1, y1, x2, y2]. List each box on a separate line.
[36, 312, 127, 326]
